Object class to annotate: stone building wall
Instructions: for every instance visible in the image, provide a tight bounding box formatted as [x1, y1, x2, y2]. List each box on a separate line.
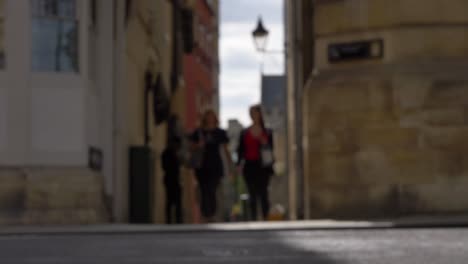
[124, 0, 181, 223]
[0, 0, 111, 225]
[303, 0, 468, 218]
[0, 169, 108, 225]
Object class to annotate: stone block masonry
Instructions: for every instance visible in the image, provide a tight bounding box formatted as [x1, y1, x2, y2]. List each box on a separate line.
[305, 74, 468, 218]
[297, 0, 468, 219]
[0, 168, 109, 225]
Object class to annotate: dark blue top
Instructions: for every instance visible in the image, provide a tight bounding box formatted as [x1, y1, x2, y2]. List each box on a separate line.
[189, 128, 229, 179]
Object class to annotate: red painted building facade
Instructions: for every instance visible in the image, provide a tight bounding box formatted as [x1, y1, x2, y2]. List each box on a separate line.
[184, 0, 219, 131]
[183, 0, 219, 223]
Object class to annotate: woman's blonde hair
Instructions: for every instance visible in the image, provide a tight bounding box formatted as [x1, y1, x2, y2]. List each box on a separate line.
[201, 109, 219, 129]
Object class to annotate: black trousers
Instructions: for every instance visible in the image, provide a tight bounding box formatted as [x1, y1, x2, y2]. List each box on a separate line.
[196, 172, 220, 219]
[164, 178, 183, 224]
[243, 160, 271, 221]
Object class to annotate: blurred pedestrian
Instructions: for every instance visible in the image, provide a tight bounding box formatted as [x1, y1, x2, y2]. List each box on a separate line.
[189, 110, 233, 222]
[237, 105, 274, 221]
[162, 138, 183, 224]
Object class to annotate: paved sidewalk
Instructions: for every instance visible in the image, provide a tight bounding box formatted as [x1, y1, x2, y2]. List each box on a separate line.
[1, 215, 467, 236]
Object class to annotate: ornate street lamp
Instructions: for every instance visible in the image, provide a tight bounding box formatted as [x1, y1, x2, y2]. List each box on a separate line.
[252, 17, 269, 52]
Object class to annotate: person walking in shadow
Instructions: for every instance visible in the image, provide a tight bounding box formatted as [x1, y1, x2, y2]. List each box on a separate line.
[189, 109, 233, 223]
[162, 137, 183, 224]
[237, 105, 274, 221]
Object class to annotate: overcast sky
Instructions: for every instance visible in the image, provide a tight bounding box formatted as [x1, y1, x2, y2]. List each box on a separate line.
[219, 0, 284, 127]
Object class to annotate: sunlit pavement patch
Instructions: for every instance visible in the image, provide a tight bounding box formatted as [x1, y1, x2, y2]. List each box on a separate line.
[1, 215, 468, 236]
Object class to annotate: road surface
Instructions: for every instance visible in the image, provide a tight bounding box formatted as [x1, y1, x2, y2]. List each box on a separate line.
[0, 227, 466, 263]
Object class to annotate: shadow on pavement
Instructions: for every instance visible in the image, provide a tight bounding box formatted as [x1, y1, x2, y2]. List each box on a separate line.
[0, 229, 346, 263]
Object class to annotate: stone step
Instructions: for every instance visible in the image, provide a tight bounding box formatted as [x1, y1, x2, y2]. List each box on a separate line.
[0, 168, 110, 225]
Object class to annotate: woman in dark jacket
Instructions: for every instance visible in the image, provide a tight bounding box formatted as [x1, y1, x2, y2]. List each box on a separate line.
[189, 109, 233, 222]
[237, 105, 274, 221]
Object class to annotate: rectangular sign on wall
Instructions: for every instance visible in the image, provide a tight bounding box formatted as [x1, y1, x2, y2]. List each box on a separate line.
[88, 146, 103, 171]
[328, 39, 383, 63]
[0, 86, 6, 151]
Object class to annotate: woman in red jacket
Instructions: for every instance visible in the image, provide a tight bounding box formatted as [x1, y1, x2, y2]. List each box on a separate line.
[237, 105, 274, 221]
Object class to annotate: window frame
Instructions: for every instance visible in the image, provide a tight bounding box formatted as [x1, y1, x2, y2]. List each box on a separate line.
[31, 0, 77, 20]
[30, 0, 80, 73]
[0, 0, 6, 69]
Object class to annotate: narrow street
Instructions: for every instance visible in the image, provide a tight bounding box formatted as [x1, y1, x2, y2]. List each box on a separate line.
[0, 227, 467, 263]
[1, 1, 468, 263]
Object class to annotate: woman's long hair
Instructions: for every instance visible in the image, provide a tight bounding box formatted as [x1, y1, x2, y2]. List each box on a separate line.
[201, 109, 219, 129]
[250, 104, 266, 131]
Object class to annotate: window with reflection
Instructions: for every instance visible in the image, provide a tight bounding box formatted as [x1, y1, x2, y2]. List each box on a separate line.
[31, 0, 78, 72]
[0, 0, 5, 69]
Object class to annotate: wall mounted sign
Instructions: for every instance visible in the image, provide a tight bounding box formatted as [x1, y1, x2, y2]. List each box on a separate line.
[328, 39, 383, 63]
[88, 147, 103, 172]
